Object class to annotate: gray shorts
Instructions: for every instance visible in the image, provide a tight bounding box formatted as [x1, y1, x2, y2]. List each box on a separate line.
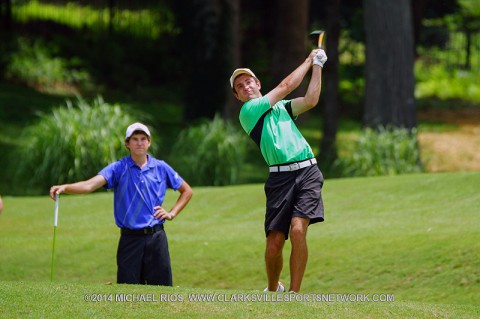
[264, 164, 324, 239]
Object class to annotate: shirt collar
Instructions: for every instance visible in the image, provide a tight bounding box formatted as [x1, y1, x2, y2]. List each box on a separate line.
[127, 154, 152, 169]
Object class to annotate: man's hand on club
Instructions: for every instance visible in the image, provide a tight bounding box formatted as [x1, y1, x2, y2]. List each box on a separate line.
[49, 185, 66, 200]
[313, 49, 327, 68]
[308, 49, 320, 60]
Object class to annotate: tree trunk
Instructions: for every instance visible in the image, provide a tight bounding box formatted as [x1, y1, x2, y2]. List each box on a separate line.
[320, 0, 341, 164]
[363, 0, 416, 129]
[272, 0, 309, 98]
[179, 0, 233, 121]
[1, 0, 12, 30]
[108, 0, 115, 35]
[411, 0, 427, 58]
[222, 0, 240, 120]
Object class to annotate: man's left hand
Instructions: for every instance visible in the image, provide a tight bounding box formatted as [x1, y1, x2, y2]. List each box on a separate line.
[313, 49, 327, 68]
[153, 206, 175, 221]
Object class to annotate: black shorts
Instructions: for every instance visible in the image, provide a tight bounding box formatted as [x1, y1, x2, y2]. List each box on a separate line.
[264, 164, 324, 239]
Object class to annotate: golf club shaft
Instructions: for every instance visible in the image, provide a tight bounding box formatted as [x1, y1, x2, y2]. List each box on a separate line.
[318, 32, 324, 49]
[50, 226, 57, 281]
[50, 194, 59, 281]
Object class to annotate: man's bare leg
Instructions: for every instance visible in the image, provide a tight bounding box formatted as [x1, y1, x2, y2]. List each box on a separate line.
[265, 230, 286, 291]
[289, 217, 310, 292]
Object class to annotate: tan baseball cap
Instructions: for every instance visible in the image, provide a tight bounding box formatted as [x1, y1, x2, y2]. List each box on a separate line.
[125, 122, 151, 140]
[229, 68, 257, 88]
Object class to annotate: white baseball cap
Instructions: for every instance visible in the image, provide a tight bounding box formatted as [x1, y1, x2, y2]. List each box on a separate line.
[230, 68, 257, 88]
[125, 122, 151, 140]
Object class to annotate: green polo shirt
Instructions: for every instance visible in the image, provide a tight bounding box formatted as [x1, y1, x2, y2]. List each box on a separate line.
[239, 96, 314, 166]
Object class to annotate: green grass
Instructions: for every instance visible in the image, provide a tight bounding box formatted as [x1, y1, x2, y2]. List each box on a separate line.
[0, 282, 478, 319]
[0, 172, 479, 318]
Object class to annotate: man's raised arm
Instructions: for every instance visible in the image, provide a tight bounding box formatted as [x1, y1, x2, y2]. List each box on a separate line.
[265, 49, 318, 107]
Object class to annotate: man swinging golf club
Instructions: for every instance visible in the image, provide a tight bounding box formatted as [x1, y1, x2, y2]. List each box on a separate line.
[230, 46, 327, 292]
[49, 122, 192, 285]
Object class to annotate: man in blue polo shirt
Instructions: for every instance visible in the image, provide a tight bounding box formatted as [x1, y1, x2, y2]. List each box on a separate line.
[230, 48, 327, 292]
[49, 122, 192, 285]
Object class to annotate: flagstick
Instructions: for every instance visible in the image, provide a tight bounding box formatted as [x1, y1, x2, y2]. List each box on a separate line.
[51, 193, 59, 282]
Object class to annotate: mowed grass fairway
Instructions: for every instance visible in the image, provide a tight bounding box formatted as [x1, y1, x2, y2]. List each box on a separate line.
[0, 172, 479, 318]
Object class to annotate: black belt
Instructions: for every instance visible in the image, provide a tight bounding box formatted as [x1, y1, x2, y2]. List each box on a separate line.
[121, 224, 164, 235]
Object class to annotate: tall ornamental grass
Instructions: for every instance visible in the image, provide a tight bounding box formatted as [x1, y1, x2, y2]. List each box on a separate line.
[335, 126, 423, 177]
[15, 97, 152, 192]
[169, 114, 248, 186]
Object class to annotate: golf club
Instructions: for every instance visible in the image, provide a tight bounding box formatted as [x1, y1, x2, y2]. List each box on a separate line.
[50, 193, 59, 281]
[309, 30, 325, 49]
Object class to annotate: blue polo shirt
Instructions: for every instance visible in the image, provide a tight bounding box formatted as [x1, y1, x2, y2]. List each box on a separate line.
[98, 154, 184, 229]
